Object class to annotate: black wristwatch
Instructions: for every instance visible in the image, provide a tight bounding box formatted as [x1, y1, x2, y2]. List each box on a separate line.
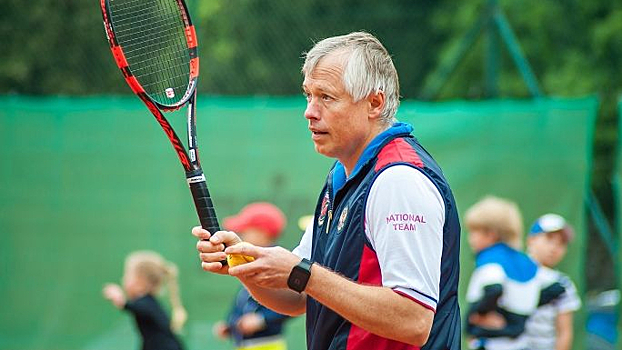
[287, 258, 314, 293]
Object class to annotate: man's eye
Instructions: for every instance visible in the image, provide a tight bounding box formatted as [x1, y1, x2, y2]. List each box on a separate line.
[322, 94, 332, 101]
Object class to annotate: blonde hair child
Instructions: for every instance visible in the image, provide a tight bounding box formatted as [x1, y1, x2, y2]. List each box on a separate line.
[464, 196, 550, 350]
[464, 195, 524, 249]
[103, 251, 186, 350]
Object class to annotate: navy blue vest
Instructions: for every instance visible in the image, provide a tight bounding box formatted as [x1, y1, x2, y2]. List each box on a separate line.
[306, 127, 461, 350]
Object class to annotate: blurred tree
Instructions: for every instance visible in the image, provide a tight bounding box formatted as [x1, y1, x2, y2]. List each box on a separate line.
[1, 0, 620, 108]
[0, 0, 126, 94]
[0, 2, 619, 287]
[0, 0, 446, 97]
[427, 0, 621, 290]
[194, 0, 445, 96]
[0, 1, 619, 347]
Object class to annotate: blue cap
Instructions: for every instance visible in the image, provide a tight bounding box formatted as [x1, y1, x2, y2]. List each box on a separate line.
[529, 214, 574, 242]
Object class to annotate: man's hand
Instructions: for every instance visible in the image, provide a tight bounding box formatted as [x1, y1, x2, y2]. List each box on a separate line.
[193, 227, 243, 274]
[227, 242, 256, 267]
[225, 244, 301, 290]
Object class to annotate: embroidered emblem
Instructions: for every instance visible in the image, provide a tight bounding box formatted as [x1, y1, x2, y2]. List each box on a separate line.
[337, 206, 348, 232]
[318, 191, 330, 226]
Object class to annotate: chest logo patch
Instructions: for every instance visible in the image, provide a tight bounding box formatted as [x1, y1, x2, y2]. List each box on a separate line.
[337, 206, 348, 232]
[318, 191, 330, 226]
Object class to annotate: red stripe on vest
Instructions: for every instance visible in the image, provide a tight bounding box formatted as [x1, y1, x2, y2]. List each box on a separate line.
[375, 138, 424, 172]
[358, 244, 382, 286]
[345, 245, 420, 350]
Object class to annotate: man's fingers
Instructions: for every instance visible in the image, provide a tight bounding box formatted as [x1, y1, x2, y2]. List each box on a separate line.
[191, 226, 212, 240]
[196, 239, 225, 253]
[225, 242, 260, 257]
[193, 228, 245, 275]
[228, 259, 263, 277]
[200, 251, 227, 262]
[210, 230, 243, 246]
[193, 229, 243, 252]
[201, 261, 225, 272]
[228, 264, 252, 277]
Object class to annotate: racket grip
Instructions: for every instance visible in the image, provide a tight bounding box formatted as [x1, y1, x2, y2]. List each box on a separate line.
[187, 170, 220, 232]
[187, 169, 227, 266]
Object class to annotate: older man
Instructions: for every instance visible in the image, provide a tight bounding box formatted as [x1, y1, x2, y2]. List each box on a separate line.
[193, 32, 461, 350]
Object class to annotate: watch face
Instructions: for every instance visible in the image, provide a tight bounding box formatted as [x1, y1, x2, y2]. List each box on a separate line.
[288, 263, 311, 293]
[291, 272, 304, 288]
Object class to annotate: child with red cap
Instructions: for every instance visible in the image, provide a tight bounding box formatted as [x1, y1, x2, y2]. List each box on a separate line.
[213, 202, 291, 350]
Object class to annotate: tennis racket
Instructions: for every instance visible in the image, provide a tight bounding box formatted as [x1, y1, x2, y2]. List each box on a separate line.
[101, 0, 222, 239]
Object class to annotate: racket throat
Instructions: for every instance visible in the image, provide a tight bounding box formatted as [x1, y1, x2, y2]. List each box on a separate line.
[186, 91, 200, 167]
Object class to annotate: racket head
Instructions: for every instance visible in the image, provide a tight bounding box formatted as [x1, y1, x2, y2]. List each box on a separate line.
[101, 0, 199, 110]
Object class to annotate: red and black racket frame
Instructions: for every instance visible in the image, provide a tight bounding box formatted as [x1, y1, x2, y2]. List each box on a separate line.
[101, 0, 222, 235]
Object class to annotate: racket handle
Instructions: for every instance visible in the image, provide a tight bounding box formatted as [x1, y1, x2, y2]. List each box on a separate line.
[187, 169, 227, 266]
[186, 169, 220, 232]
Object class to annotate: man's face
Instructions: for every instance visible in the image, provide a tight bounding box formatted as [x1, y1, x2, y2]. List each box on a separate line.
[527, 231, 568, 268]
[302, 52, 374, 171]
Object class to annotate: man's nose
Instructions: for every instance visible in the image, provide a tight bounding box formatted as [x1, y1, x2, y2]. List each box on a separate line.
[304, 99, 320, 120]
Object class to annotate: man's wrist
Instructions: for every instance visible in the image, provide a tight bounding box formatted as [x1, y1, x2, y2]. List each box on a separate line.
[287, 258, 313, 293]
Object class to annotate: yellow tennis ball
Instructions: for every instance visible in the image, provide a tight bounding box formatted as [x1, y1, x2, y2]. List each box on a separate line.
[226, 242, 255, 267]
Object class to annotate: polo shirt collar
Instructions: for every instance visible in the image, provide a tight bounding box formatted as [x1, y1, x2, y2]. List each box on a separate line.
[332, 122, 414, 193]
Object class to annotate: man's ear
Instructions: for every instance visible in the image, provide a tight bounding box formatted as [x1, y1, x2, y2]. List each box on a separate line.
[367, 90, 385, 120]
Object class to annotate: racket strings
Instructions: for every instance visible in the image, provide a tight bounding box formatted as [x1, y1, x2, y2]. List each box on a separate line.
[109, 0, 191, 105]
[117, 15, 188, 81]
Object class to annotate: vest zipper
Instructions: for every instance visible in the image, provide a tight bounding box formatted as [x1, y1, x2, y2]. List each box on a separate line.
[325, 186, 333, 234]
[325, 209, 332, 234]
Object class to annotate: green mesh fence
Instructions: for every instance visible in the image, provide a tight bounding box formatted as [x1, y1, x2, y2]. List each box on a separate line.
[0, 96, 596, 350]
[613, 96, 622, 348]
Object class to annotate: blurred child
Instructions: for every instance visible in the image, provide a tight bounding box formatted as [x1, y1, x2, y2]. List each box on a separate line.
[213, 202, 291, 350]
[464, 196, 564, 350]
[103, 250, 186, 350]
[524, 214, 581, 350]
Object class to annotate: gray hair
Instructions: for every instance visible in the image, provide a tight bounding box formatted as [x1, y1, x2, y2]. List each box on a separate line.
[302, 32, 400, 125]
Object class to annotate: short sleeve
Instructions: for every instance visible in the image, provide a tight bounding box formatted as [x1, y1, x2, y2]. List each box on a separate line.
[292, 219, 313, 260]
[556, 274, 581, 313]
[365, 165, 445, 310]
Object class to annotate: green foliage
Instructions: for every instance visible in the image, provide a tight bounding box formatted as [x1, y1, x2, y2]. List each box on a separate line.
[3, 0, 620, 112]
[0, 1, 619, 348]
[0, 0, 126, 94]
[194, 0, 446, 96]
[426, 2, 620, 263]
[1, 0, 618, 290]
[0, 0, 448, 97]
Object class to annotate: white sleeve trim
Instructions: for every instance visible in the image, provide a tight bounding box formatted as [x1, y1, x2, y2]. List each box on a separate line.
[365, 165, 445, 310]
[292, 219, 313, 260]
